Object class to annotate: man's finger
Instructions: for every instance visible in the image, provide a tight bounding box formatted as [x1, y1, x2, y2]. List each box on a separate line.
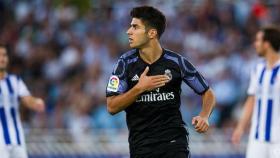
[150, 75, 169, 80]
[197, 124, 206, 133]
[141, 66, 149, 76]
[153, 80, 169, 86]
[196, 128, 203, 133]
[195, 119, 203, 129]
[232, 135, 240, 145]
[201, 124, 208, 132]
[152, 77, 170, 83]
[154, 81, 167, 86]
[232, 131, 241, 145]
[203, 122, 209, 131]
[232, 135, 237, 144]
[154, 83, 166, 89]
[148, 82, 166, 91]
[192, 118, 197, 125]
[197, 122, 207, 132]
[205, 124, 209, 131]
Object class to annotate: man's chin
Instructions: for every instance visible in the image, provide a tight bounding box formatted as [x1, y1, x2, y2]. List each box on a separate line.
[129, 44, 138, 49]
[257, 53, 264, 57]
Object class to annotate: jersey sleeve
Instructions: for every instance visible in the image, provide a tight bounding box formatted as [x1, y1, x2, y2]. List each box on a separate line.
[18, 77, 31, 97]
[181, 57, 209, 95]
[247, 66, 258, 95]
[106, 57, 128, 97]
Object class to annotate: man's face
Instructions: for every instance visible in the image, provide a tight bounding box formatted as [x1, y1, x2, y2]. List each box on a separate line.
[254, 31, 266, 57]
[126, 18, 149, 48]
[0, 48, 8, 71]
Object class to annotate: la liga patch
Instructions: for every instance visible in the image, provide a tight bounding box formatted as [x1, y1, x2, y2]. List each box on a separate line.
[107, 75, 120, 92]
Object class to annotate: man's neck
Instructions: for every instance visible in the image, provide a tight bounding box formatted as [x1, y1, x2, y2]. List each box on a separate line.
[266, 50, 280, 69]
[0, 71, 6, 80]
[139, 40, 162, 64]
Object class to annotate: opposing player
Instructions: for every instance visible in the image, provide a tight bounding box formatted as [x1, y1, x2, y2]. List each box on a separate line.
[0, 45, 45, 158]
[106, 6, 216, 158]
[232, 26, 280, 158]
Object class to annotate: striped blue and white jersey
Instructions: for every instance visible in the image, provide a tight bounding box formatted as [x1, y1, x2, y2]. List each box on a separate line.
[248, 60, 280, 143]
[0, 74, 30, 147]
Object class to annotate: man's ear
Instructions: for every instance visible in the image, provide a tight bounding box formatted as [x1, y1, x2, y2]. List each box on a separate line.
[148, 28, 158, 39]
[263, 41, 271, 50]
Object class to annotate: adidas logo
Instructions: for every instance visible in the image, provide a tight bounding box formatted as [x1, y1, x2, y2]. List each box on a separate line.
[131, 74, 139, 81]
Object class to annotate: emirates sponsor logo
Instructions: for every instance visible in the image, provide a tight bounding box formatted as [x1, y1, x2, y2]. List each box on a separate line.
[136, 88, 175, 102]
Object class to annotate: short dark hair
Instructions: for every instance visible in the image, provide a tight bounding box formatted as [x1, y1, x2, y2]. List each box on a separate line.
[0, 44, 10, 57]
[0, 44, 7, 49]
[130, 6, 166, 38]
[261, 26, 280, 52]
[0, 44, 8, 52]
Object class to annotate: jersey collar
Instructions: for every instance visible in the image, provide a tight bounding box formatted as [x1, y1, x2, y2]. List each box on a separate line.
[136, 48, 165, 66]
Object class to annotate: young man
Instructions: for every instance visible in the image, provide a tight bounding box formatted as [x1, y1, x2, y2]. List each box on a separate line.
[0, 45, 45, 158]
[106, 6, 216, 158]
[232, 26, 280, 158]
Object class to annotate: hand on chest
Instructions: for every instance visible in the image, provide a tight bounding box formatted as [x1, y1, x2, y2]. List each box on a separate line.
[128, 65, 179, 87]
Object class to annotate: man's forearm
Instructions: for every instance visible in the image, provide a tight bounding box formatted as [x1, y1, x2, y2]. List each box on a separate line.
[106, 67, 170, 115]
[199, 88, 216, 118]
[21, 96, 37, 110]
[107, 85, 144, 115]
[21, 96, 45, 112]
[236, 96, 255, 130]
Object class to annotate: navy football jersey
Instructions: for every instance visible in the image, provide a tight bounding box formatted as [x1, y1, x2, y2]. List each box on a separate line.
[106, 48, 209, 154]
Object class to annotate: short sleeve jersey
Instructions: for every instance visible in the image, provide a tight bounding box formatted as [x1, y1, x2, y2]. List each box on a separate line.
[106, 49, 209, 154]
[0, 74, 30, 146]
[247, 61, 280, 143]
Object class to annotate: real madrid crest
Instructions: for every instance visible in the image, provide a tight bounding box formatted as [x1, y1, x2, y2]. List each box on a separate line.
[164, 69, 172, 82]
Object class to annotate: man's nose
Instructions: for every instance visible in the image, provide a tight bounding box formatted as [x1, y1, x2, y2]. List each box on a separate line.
[127, 28, 132, 35]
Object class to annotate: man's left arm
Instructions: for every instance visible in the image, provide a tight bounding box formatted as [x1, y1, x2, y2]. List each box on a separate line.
[192, 88, 216, 133]
[20, 96, 45, 113]
[180, 56, 216, 133]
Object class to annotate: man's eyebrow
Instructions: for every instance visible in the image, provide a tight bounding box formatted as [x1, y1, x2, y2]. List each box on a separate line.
[131, 24, 138, 27]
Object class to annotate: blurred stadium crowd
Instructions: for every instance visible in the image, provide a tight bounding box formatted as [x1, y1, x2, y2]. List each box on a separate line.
[0, 0, 280, 143]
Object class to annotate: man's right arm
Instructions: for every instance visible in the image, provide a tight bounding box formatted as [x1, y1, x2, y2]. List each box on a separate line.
[107, 66, 169, 115]
[231, 95, 255, 145]
[107, 85, 143, 115]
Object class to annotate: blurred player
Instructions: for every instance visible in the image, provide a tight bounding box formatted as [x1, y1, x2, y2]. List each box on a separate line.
[0, 45, 45, 158]
[232, 26, 280, 158]
[106, 6, 215, 158]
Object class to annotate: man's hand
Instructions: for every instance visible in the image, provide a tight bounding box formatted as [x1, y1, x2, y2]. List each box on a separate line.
[33, 98, 45, 113]
[192, 115, 209, 133]
[231, 96, 254, 146]
[135, 66, 170, 92]
[106, 66, 170, 115]
[231, 127, 244, 145]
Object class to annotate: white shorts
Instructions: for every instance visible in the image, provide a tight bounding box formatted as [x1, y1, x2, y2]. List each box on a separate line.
[246, 139, 280, 158]
[0, 145, 28, 158]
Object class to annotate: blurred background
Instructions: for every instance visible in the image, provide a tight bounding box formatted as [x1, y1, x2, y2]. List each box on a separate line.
[1, 0, 280, 157]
